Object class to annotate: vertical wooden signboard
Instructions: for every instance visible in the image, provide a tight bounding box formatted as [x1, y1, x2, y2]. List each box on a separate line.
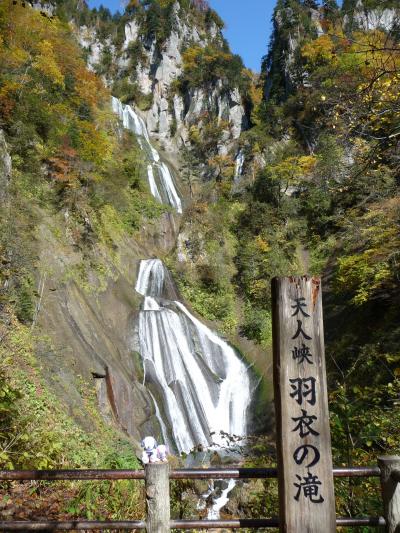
[272, 276, 335, 533]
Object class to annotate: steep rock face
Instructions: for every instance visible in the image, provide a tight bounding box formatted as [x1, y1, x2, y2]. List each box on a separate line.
[264, 3, 324, 100]
[345, 0, 399, 31]
[0, 130, 11, 202]
[76, 2, 247, 157]
[36, 210, 179, 443]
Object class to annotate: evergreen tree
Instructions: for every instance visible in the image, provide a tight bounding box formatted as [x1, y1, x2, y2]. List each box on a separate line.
[323, 0, 338, 9]
[322, 0, 339, 21]
[303, 0, 319, 8]
[341, 0, 358, 12]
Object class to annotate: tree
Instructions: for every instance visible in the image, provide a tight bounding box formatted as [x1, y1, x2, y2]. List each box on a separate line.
[322, 0, 338, 9]
[181, 148, 201, 198]
[322, 0, 339, 23]
[207, 154, 235, 182]
[303, 0, 319, 8]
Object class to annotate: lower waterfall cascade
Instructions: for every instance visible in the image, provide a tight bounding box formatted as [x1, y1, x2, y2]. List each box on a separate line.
[135, 259, 252, 454]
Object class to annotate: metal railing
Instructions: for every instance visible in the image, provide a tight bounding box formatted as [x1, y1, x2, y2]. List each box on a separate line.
[0, 465, 388, 530]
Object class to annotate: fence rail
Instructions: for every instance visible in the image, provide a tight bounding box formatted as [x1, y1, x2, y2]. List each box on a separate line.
[0, 466, 381, 480]
[0, 464, 391, 531]
[0, 518, 389, 531]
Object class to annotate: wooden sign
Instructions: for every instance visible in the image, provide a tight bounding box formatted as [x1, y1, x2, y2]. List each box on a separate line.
[272, 276, 335, 532]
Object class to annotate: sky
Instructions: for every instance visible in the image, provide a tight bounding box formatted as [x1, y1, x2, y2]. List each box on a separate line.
[87, 0, 278, 72]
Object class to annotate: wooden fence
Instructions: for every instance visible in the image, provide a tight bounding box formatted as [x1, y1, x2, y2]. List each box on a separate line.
[2, 277, 398, 531]
[1, 459, 400, 531]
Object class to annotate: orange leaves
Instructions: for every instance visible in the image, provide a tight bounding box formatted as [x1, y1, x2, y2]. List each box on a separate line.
[73, 66, 106, 109]
[47, 147, 79, 187]
[126, 0, 140, 8]
[1, 1, 108, 111]
[0, 80, 19, 119]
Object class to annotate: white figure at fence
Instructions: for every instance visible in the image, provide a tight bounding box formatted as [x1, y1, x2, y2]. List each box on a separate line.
[141, 436, 168, 464]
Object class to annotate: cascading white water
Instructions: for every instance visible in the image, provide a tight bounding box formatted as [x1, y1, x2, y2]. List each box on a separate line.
[234, 150, 245, 182]
[198, 479, 237, 519]
[135, 258, 251, 454]
[111, 96, 182, 213]
[147, 165, 162, 202]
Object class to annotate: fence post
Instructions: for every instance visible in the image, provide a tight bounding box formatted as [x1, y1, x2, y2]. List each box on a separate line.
[145, 463, 170, 533]
[378, 455, 400, 533]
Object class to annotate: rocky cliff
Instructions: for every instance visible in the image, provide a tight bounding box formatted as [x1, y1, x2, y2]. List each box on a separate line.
[264, 0, 399, 102]
[75, 1, 248, 159]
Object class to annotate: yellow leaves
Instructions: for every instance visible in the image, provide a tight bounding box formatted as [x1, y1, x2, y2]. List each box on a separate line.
[270, 154, 316, 185]
[298, 155, 317, 174]
[182, 45, 204, 72]
[335, 197, 400, 305]
[77, 121, 112, 166]
[183, 44, 232, 74]
[0, 44, 30, 70]
[207, 154, 235, 180]
[255, 235, 270, 253]
[33, 40, 64, 88]
[301, 35, 336, 66]
[249, 278, 269, 300]
[189, 125, 201, 145]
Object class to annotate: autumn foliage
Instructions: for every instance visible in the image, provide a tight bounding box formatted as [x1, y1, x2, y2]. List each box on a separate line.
[0, 0, 109, 190]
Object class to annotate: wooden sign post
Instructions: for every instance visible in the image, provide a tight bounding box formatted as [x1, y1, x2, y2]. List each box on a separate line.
[272, 276, 335, 532]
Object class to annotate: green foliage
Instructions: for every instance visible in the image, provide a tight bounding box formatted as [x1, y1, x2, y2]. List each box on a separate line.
[334, 198, 399, 305]
[137, 0, 176, 50]
[179, 44, 248, 92]
[246, 8, 400, 526]
[112, 77, 153, 109]
[0, 321, 144, 521]
[0, 359, 21, 468]
[13, 272, 36, 323]
[240, 304, 272, 348]
[67, 443, 143, 520]
[204, 7, 225, 29]
[172, 199, 241, 334]
[126, 39, 147, 69]
[235, 191, 301, 315]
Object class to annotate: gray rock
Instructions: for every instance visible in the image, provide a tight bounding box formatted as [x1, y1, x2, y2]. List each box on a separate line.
[352, 2, 398, 31]
[173, 94, 184, 126]
[123, 20, 139, 48]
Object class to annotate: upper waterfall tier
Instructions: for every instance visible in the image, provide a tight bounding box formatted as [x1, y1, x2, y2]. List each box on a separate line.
[136, 259, 251, 454]
[111, 97, 182, 214]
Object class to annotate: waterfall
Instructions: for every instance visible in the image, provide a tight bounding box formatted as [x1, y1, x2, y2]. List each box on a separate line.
[199, 479, 237, 520]
[135, 259, 251, 454]
[234, 150, 245, 182]
[111, 97, 182, 213]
